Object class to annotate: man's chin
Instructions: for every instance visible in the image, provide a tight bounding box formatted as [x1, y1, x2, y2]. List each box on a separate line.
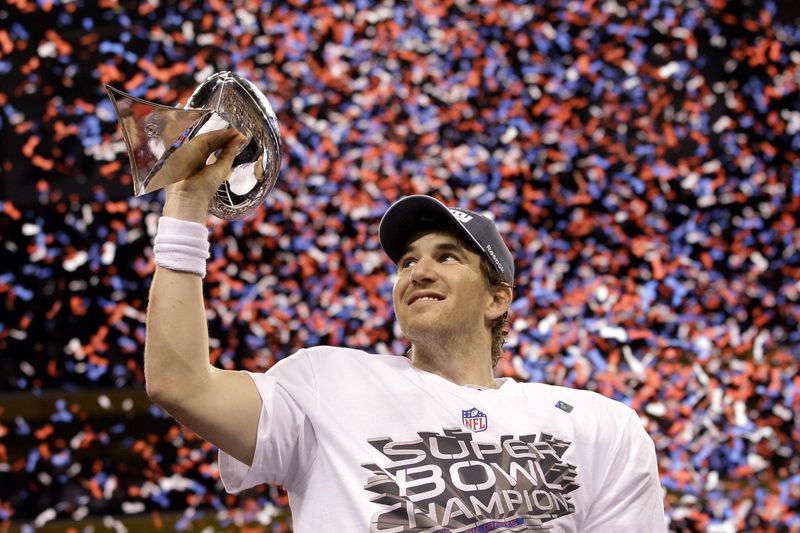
[398, 319, 447, 343]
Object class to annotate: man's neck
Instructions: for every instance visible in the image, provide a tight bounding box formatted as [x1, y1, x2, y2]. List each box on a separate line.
[410, 343, 497, 389]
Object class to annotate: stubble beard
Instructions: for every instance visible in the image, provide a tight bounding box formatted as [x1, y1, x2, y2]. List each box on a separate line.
[400, 308, 474, 357]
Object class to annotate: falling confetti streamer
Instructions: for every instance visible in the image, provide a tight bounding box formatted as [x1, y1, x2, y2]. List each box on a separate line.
[0, 0, 798, 530]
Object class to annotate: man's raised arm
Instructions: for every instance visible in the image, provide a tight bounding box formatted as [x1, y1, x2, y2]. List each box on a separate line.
[144, 128, 262, 466]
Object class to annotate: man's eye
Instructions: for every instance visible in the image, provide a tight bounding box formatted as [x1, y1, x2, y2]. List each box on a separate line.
[441, 254, 458, 262]
[400, 258, 417, 269]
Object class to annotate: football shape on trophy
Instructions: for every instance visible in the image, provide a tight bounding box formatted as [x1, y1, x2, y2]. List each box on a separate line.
[106, 71, 282, 220]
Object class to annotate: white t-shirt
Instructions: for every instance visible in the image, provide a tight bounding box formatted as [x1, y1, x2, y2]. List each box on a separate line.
[219, 347, 666, 532]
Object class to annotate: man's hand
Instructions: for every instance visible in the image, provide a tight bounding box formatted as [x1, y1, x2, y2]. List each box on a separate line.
[162, 128, 247, 223]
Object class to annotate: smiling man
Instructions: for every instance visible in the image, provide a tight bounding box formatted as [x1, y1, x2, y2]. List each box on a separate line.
[144, 133, 667, 532]
[381, 197, 514, 391]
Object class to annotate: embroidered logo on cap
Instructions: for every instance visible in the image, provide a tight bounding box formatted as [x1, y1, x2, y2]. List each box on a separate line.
[462, 407, 488, 432]
[449, 208, 473, 224]
[485, 244, 505, 273]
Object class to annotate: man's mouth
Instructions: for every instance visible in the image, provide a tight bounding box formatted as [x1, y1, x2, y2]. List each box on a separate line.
[408, 293, 445, 305]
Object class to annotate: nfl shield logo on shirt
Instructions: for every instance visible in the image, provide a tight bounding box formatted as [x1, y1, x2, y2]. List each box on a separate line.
[462, 408, 487, 432]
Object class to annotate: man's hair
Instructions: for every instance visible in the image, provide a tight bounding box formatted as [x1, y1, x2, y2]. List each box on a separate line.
[478, 255, 510, 367]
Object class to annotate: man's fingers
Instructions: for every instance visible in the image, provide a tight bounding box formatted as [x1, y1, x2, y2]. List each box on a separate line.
[165, 128, 244, 181]
[195, 132, 247, 189]
[189, 128, 242, 159]
[215, 133, 248, 166]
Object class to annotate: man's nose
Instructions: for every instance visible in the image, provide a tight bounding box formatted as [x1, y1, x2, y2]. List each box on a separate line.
[410, 256, 438, 284]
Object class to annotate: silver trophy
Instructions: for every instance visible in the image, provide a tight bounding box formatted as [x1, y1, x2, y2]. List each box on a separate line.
[106, 71, 282, 220]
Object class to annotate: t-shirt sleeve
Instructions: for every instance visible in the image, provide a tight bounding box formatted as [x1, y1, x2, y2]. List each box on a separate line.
[581, 406, 667, 532]
[219, 350, 319, 493]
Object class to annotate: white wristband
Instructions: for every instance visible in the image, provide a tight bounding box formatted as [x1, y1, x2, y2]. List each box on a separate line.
[153, 217, 210, 277]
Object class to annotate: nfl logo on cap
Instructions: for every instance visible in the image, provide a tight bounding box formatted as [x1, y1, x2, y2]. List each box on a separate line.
[462, 408, 488, 432]
[448, 208, 474, 224]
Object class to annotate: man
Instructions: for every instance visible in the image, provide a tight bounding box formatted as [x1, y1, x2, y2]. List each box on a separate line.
[145, 129, 666, 531]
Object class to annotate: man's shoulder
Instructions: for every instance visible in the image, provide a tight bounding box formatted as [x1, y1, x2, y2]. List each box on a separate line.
[300, 345, 394, 360]
[266, 346, 407, 385]
[514, 381, 636, 419]
[295, 346, 406, 370]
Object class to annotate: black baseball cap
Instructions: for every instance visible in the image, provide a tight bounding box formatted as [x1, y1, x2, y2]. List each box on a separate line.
[379, 195, 514, 287]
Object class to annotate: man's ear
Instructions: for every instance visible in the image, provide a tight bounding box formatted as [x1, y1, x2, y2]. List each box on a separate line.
[485, 284, 512, 321]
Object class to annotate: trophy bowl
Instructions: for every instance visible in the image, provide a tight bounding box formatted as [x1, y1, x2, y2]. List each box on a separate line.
[106, 71, 282, 220]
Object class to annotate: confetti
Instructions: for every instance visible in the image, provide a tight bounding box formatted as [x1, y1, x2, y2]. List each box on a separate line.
[0, 0, 798, 530]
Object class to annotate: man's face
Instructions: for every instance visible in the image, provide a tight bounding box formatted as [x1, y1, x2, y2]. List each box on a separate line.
[392, 229, 496, 346]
